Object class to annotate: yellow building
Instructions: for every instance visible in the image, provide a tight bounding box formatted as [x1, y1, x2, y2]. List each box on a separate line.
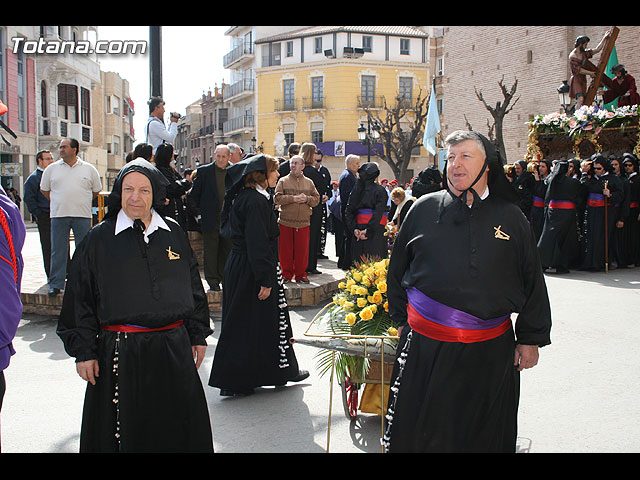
[254, 26, 437, 182]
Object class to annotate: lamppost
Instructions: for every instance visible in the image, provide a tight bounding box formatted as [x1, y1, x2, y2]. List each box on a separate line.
[357, 119, 380, 162]
[149, 26, 162, 98]
[557, 80, 571, 114]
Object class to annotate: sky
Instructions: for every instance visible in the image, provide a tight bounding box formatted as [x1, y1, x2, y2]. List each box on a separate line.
[96, 26, 231, 145]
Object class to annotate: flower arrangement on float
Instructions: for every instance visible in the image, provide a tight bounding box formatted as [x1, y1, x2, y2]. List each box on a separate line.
[530, 104, 639, 140]
[313, 256, 399, 384]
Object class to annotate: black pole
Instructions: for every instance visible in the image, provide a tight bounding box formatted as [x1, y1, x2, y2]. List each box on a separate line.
[366, 119, 371, 162]
[149, 26, 162, 98]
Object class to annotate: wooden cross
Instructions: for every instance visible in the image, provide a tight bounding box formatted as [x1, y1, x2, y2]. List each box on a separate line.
[584, 26, 619, 106]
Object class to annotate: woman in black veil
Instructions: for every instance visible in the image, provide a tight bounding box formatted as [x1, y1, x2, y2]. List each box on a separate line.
[208, 154, 309, 396]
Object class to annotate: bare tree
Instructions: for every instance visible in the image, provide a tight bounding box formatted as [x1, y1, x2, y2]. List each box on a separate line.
[362, 87, 430, 184]
[474, 76, 519, 164]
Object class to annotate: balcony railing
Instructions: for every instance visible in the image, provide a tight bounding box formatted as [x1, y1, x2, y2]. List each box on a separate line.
[223, 78, 254, 101]
[357, 95, 386, 109]
[274, 98, 298, 112]
[223, 115, 254, 135]
[223, 43, 255, 68]
[302, 97, 326, 110]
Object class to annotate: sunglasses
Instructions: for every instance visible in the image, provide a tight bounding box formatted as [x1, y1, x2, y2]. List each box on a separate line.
[624, 163, 633, 167]
[593, 166, 603, 170]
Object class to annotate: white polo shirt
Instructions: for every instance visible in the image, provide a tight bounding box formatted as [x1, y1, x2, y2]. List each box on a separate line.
[40, 158, 103, 218]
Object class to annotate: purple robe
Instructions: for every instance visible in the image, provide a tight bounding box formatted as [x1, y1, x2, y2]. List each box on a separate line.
[0, 186, 25, 372]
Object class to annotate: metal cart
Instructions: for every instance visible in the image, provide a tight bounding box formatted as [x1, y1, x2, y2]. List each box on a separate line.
[292, 303, 398, 453]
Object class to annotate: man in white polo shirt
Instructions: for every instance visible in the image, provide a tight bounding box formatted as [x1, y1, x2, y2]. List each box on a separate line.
[40, 138, 102, 295]
[145, 97, 178, 154]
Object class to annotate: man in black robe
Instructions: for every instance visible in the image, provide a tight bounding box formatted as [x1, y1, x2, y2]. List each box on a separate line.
[57, 159, 214, 453]
[531, 159, 552, 242]
[621, 154, 640, 266]
[580, 155, 625, 271]
[537, 161, 584, 273]
[511, 160, 536, 219]
[383, 130, 551, 453]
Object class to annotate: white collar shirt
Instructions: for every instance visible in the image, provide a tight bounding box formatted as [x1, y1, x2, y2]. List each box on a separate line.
[115, 208, 171, 244]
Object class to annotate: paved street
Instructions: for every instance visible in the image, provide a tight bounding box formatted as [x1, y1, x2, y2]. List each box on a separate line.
[2, 227, 640, 453]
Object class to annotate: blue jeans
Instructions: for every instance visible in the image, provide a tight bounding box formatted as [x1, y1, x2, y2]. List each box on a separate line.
[49, 217, 92, 289]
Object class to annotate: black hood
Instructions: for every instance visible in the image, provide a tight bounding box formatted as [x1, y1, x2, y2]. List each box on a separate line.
[220, 154, 270, 238]
[417, 165, 442, 185]
[443, 131, 519, 205]
[105, 158, 170, 219]
[224, 154, 269, 197]
[439, 132, 518, 223]
[357, 162, 380, 184]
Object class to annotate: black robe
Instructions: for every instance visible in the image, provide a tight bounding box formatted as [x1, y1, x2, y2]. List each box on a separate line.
[611, 173, 631, 267]
[344, 182, 389, 263]
[155, 166, 191, 231]
[383, 189, 551, 453]
[57, 214, 213, 453]
[512, 171, 536, 219]
[208, 187, 300, 391]
[580, 173, 625, 271]
[537, 173, 583, 272]
[531, 177, 548, 241]
[621, 173, 640, 266]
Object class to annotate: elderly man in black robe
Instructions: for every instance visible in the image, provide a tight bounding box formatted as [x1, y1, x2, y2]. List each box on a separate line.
[57, 158, 214, 453]
[383, 130, 551, 453]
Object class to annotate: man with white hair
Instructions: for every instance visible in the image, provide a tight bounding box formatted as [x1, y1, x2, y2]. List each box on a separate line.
[227, 143, 244, 164]
[190, 144, 231, 291]
[337, 154, 360, 269]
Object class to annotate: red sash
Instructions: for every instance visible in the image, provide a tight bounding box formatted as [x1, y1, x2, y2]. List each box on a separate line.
[548, 200, 576, 210]
[587, 193, 612, 208]
[355, 209, 388, 226]
[101, 319, 184, 333]
[0, 206, 17, 284]
[407, 304, 511, 343]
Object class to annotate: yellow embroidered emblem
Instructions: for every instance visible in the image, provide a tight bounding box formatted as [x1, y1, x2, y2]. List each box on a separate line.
[166, 246, 181, 260]
[493, 225, 510, 241]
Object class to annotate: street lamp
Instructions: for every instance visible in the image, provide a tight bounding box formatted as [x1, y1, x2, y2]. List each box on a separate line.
[357, 119, 380, 162]
[557, 80, 571, 113]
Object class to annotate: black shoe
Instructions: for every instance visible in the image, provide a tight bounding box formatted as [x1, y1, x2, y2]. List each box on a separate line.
[317, 254, 329, 259]
[48, 287, 61, 296]
[220, 388, 253, 397]
[306, 269, 321, 275]
[290, 369, 310, 383]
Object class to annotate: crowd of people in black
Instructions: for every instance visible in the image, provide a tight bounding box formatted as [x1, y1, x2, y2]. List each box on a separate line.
[6, 118, 634, 452]
[507, 152, 640, 273]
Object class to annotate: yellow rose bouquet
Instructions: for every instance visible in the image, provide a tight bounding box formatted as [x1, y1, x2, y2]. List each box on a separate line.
[314, 256, 399, 384]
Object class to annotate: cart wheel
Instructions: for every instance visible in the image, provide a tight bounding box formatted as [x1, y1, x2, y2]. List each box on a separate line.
[341, 378, 360, 420]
